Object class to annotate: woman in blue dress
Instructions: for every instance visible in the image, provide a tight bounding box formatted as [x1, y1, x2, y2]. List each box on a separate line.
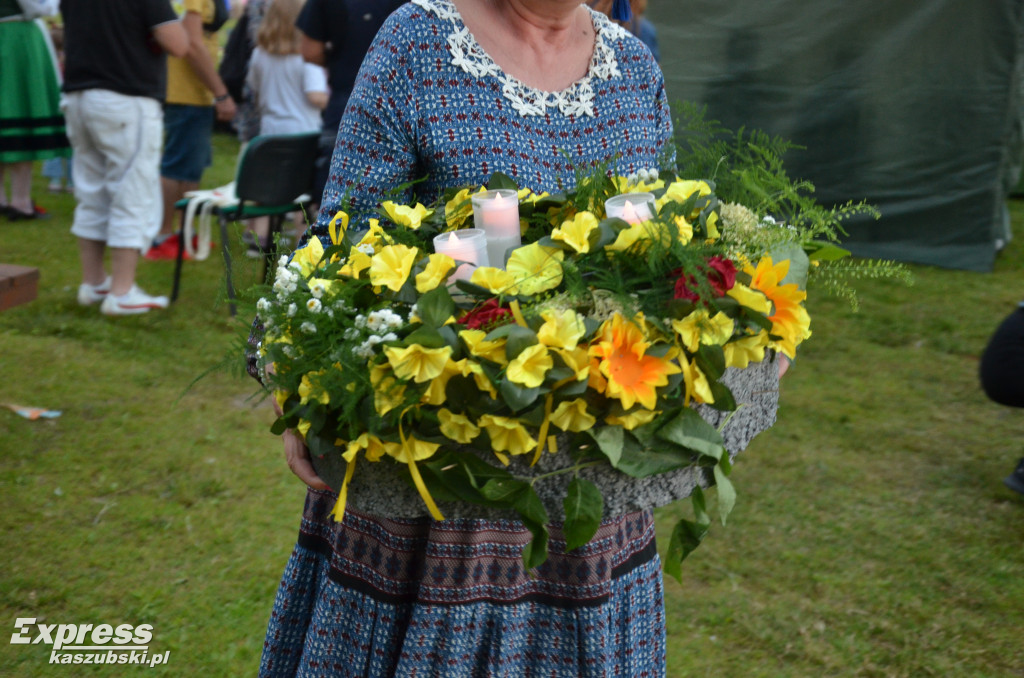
[255, 0, 676, 675]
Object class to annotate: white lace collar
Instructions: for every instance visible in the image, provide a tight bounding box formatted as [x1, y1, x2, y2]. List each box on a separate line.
[411, 0, 626, 118]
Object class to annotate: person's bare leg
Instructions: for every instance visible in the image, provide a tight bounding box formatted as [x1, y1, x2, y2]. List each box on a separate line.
[8, 161, 34, 213]
[77, 237, 107, 286]
[159, 176, 198, 239]
[109, 246, 140, 296]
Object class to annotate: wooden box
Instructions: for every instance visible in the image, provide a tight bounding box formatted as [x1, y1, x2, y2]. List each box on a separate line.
[0, 264, 39, 311]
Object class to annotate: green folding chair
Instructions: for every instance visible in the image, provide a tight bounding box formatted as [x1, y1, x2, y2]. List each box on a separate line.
[171, 131, 320, 315]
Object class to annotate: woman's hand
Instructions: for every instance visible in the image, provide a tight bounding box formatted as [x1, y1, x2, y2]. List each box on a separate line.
[778, 355, 791, 379]
[282, 428, 329, 491]
[267, 364, 329, 491]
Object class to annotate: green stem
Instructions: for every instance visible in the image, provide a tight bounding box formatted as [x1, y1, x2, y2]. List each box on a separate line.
[521, 459, 606, 485]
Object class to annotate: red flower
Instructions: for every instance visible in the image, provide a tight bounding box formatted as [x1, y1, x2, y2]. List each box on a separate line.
[462, 298, 513, 330]
[673, 256, 737, 301]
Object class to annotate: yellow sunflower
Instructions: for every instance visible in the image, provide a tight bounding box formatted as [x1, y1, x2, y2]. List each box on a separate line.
[589, 314, 680, 410]
[746, 257, 811, 359]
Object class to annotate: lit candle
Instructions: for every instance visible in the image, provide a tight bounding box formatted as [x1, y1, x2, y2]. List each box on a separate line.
[605, 192, 655, 225]
[433, 228, 489, 283]
[472, 189, 521, 268]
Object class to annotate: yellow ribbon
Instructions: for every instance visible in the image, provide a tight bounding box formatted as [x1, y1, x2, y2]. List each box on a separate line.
[328, 211, 348, 245]
[329, 454, 358, 523]
[399, 408, 445, 521]
[531, 393, 554, 467]
[509, 300, 528, 328]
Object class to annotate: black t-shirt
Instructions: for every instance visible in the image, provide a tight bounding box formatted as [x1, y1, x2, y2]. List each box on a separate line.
[61, 0, 179, 101]
[295, 0, 405, 134]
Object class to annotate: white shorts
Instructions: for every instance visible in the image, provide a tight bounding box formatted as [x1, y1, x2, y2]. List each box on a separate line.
[64, 89, 163, 251]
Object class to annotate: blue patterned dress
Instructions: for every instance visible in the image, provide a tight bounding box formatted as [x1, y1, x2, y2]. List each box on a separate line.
[260, 1, 674, 675]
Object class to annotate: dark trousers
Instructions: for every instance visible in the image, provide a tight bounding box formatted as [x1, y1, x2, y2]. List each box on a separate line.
[980, 306, 1024, 408]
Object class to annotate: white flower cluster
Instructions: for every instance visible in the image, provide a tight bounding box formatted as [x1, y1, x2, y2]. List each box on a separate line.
[349, 308, 407, 359]
[626, 167, 660, 187]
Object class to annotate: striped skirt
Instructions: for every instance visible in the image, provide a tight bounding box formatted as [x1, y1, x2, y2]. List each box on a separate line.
[0, 20, 70, 163]
[259, 489, 667, 677]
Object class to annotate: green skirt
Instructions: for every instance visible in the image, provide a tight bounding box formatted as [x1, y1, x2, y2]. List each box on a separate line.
[0, 20, 70, 163]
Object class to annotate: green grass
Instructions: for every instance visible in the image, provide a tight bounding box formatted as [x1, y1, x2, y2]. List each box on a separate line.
[1, 132, 1022, 676]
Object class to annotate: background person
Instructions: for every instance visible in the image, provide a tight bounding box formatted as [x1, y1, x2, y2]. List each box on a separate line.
[254, 0, 674, 675]
[980, 300, 1024, 494]
[294, 0, 405, 217]
[147, 0, 237, 261]
[0, 0, 70, 220]
[243, 0, 327, 255]
[60, 0, 188, 314]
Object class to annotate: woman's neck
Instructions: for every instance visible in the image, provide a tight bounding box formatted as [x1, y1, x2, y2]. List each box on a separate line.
[452, 0, 596, 92]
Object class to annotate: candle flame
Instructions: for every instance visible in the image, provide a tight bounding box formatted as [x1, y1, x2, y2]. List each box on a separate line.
[622, 200, 638, 223]
[494, 192, 505, 206]
[448, 231, 461, 244]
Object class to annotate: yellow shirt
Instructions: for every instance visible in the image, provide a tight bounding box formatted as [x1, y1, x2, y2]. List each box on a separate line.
[166, 0, 220, 106]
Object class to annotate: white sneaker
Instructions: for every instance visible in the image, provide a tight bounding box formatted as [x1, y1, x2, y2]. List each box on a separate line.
[100, 285, 169, 315]
[77, 276, 112, 306]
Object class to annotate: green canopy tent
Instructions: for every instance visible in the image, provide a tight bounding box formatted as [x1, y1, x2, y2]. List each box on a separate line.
[650, 0, 1024, 271]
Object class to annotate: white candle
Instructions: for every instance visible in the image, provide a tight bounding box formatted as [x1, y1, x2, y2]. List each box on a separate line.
[605, 192, 655, 225]
[472, 189, 521, 268]
[433, 228, 489, 283]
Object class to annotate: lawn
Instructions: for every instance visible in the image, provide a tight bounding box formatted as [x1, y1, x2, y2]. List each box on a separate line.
[1, 130, 1022, 677]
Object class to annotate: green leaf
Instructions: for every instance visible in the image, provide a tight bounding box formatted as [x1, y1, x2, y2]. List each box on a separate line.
[270, 417, 289, 435]
[768, 242, 811, 290]
[498, 378, 540, 412]
[403, 326, 447, 349]
[487, 172, 519, 191]
[562, 477, 603, 552]
[664, 487, 711, 582]
[655, 408, 725, 460]
[614, 438, 694, 478]
[588, 426, 624, 466]
[513, 488, 550, 570]
[713, 465, 736, 526]
[707, 380, 737, 412]
[479, 477, 529, 503]
[417, 285, 456, 328]
[806, 240, 851, 262]
[695, 344, 726, 381]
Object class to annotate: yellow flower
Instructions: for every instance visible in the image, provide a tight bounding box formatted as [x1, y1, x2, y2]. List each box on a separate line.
[554, 346, 592, 383]
[746, 257, 811, 359]
[290, 237, 325, 278]
[680, 357, 715, 405]
[470, 266, 519, 295]
[445, 187, 476, 229]
[459, 329, 508, 365]
[369, 363, 406, 416]
[671, 309, 734, 352]
[298, 372, 330, 405]
[385, 343, 453, 383]
[537, 308, 585, 350]
[421, 358, 472, 405]
[658, 179, 712, 210]
[550, 399, 596, 432]
[506, 243, 564, 295]
[438, 408, 480, 444]
[605, 408, 660, 430]
[478, 414, 536, 456]
[296, 418, 311, 438]
[604, 220, 671, 253]
[415, 253, 456, 293]
[370, 244, 419, 292]
[590, 313, 680, 410]
[338, 248, 372, 279]
[674, 215, 694, 245]
[344, 433, 387, 462]
[610, 175, 665, 194]
[726, 282, 772, 315]
[705, 211, 720, 240]
[328, 210, 349, 244]
[506, 343, 553, 388]
[382, 201, 433, 230]
[723, 332, 769, 369]
[551, 211, 599, 254]
[385, 436, 440, 463]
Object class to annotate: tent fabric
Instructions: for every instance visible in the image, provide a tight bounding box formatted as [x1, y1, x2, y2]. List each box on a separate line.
[650, 0, 1024, 271]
